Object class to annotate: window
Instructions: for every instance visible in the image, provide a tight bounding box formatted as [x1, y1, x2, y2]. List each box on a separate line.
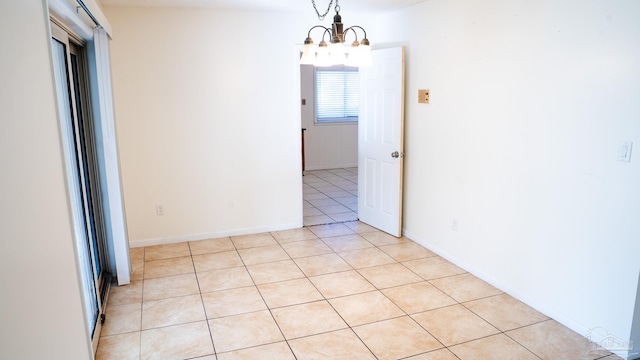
[315, 66, 359, 123]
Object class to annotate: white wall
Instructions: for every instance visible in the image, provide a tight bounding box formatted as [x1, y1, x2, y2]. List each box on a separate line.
[377, 0, 640, 357]
[105, 7, 305, 246]
[301, 65, 358, 170]
[0, 1, 91, 358]
[105, 7, 376, 246]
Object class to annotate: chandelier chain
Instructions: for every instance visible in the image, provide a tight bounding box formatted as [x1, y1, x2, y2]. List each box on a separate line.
[311, 0, 335, 20]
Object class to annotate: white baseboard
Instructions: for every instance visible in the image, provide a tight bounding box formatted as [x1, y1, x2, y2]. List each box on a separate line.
[130, 221, 302, 248]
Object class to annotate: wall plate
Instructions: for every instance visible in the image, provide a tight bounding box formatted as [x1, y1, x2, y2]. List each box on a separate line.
[418, 89, 430, 104]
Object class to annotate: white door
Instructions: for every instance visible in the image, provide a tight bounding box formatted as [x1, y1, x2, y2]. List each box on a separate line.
[358, 47, 405, 237]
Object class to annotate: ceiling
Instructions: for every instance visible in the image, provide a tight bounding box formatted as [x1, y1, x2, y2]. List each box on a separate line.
[97, 0, 427, 14]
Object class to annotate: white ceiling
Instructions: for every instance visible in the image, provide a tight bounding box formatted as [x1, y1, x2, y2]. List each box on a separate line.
[98, 0, 427, 14]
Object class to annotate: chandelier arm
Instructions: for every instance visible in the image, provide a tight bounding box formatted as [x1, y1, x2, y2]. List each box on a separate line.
[343, 27, 360, 42]
[307, 25, 331, 38]
[344, 25, 367, 40]
[306, 25, 333, 43]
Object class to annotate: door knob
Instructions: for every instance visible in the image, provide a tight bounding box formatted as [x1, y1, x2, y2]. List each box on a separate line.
[391, 151, 400, 158]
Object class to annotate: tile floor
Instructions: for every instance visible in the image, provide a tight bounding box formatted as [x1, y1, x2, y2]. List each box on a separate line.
[303, 168, 358, 226]
[97, 222, 621, 360]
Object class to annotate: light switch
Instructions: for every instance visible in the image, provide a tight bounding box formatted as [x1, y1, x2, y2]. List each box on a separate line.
[618, 141, 633, 162]
[418, 89, 430, 104]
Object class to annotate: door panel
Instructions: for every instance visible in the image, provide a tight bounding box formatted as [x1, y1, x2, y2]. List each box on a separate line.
[358, 47, 405, 237]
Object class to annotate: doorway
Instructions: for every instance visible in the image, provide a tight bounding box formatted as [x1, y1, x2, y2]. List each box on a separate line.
[300, 47, 405, 235]
[300, 64, 359, 226]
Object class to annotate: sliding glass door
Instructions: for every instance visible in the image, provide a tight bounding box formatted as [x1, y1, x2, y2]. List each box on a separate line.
[50, 20, 110, 351]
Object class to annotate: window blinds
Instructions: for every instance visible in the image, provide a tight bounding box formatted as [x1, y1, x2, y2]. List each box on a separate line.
[315, 67, 359, 123]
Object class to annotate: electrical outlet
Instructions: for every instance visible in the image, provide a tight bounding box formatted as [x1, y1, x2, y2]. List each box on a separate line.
[156, 205, 165, 216]
[418, 89, 430, 104]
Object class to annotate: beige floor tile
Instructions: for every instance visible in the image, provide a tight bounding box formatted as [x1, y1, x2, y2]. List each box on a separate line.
[288, 329, 376, 360]
[281, 239, 333, 258]
[334, 195, 358, 205]
[131, 260, 144, 281]
[237, 244, 290, 265]
[144, 242, 191, 261]
[329, 212, 359, 222]
[360, 231, 407, 246]
[403, 348, 460, 360]
[430, 273, 502, 302]
[142, 273, 199, 301]
[231, 232, 277, 249]
[329, 291, 404, 326]
[338, 247, 396, 269]
[464, 293, 549, 331]
[102, 302, 141, 336]
[402, 256, 466, 280]
[382, 282, 457, 314]
[272, 300, 348, 339]
[357, 263, 423, 289]
[308, 223, 354, 238]
[271, 228, 318, 243]
[105, 225, 616, 360]
[208, 310, 284, 353]
[294, 253, 353, 276]
[246, 259, 305, 284]
[258, 278, 323, 308]
[450, 333, 539, 360]
[304, 215, 334, 226]
[192, 250, 243, 272]
[197, 267, 255, 293]
[202, 286, 266, 318]
[317, 204, 352, 214]
[309, 270, 376, 298]
[323, 190, 353, 198]
[308, 198, 340, 207]
[506, 319, 606, 360]
[140, 321, 214, 360]
[412, 304, 499, 346]
[354, 316, 443, 360]
[96, 332, 140, 360]
[143, 256, 194, 279]
[217, 342, 296, 360]
[130, 247, 144, 263]
[188, 237, 234, 255]
[344, 221, 378, 234]
[304, 207, 325, 216]
[321, 234, 374, 252]
[108, 281, 143, 306]
[378, 241, 436, 262]
[141, 294, 205, 330]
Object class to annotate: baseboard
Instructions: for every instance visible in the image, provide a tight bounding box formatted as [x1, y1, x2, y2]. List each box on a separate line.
[130, 222, 302, 248]
[402, 228, 635, 359]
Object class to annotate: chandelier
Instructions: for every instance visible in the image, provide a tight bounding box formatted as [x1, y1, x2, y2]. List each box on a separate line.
[300, 0, 372, 67]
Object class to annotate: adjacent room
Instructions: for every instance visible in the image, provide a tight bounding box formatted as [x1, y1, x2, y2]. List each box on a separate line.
[1, 0, 639, 359]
